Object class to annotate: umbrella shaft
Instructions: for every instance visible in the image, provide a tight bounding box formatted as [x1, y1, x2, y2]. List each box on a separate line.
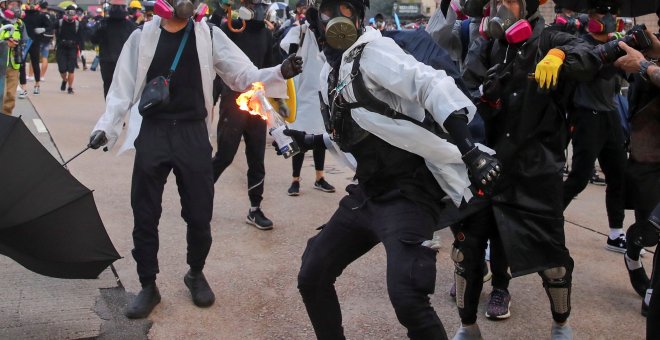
[62, 146, 90, 166]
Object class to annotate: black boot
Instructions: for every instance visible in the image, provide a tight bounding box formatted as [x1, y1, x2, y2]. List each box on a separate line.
[125, 282, 161, 319]
[184, 269, 215, 307]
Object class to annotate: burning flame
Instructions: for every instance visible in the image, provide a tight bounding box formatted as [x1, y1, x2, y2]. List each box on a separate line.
[236, 82, 268, 121]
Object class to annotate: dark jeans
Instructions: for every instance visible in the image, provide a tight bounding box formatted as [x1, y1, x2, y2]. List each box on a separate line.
[100, 61, 116, 98]
[291, 146, 325, 178]
[131, 119, 214, 285]
[564, 108, 626, 229]
[298, 185, 448, 340]
[212, 99, 266, 207]
[451, 203, 510, 325]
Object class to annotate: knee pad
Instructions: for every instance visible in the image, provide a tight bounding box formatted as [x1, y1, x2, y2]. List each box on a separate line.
[451, 245, 468, 309]
[541, 266, 572, 320]
[627, 221, 660, 248]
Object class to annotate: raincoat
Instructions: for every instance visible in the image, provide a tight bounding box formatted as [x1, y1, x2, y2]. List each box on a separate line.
[93, 16, 287, 154]
[462, 17, 602, 276]
[319, 27, 485, 207]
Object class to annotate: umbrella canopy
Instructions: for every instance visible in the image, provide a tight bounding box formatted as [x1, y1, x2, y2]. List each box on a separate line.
[58, 0, 77, 9]
[0, 115, 120, 279]
[554, 0, 659, 17]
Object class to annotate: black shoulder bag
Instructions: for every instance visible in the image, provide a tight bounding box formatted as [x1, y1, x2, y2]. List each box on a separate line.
[138, 20, 192, 117]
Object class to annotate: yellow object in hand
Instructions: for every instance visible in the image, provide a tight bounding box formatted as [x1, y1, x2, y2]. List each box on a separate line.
[534, 48, 565, 90]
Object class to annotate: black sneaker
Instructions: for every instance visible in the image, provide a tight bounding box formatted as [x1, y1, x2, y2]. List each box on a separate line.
[246, 208, 273, 230]
[67, 87, 74, 94]
[589, 173, 606, 186]
[288, 181, 300, 196]
[625, 254, 650, 298]
[184, 270, 215, 307]
[314, 177, 335, 193]
[606, 234, 627, 253]
[60, 80, 66, 91]
[125, 282, 161, 319]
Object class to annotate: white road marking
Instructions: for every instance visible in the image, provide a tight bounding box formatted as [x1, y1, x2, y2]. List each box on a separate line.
[32, 118, 48, 133]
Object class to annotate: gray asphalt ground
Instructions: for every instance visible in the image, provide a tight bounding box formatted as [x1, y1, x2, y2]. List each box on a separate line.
[0, 65, 655, 339]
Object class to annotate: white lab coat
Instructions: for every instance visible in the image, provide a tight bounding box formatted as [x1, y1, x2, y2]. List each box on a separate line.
[93, 16, 288, 154]
[279, 23, 326, 134]
[320, 27, 485, 206]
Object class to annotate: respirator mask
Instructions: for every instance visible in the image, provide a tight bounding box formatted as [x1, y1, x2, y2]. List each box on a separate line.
[154, 0, 207, 21]
[480, 0, 533, 44]
[3, 3, 22, 22]
[63, 9, 77, 22]
[588, 12, 617, 33]
[318, 0, 360, 50]
[238, 0, 269, 21]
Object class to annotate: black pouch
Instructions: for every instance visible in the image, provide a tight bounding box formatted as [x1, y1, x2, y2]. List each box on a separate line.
[138, 76, 170, 117]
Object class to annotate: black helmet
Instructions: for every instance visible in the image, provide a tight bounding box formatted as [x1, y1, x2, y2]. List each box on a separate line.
[311, 0, 369, 20]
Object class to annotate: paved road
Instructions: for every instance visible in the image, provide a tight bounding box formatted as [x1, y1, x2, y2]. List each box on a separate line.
[0, 66, 654, 339]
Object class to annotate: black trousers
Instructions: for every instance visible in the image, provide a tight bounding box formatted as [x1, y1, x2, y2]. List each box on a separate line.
[298, 185, 448, 340]
[131, 119, 214, 285]
[212, 101, 266, 207]
[19, 42, 41, 85]
[100, 61, 116, 99]
[291, 146, 325, 178]
[649, 249, 660, 339]
[451, 202, 510, 325]
[564, 108, 626, 229]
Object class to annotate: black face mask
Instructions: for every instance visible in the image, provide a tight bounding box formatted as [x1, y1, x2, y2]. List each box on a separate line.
[108, 5, 127, 19]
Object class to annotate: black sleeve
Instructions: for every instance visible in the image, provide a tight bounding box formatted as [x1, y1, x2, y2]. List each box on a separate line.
[461, 37, 491, 101]
[89, 19, 103, 45]
[540, 30, 603, 82]
[442, 111, 476, 155]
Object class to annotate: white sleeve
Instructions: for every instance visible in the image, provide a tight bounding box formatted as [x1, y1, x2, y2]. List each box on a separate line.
[211, 26, 287, 98]
[92, 29, 141, 149]
[360, 39, 475, 131]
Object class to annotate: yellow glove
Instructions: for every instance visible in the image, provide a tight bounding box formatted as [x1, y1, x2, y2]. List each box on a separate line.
[535, 48, 565, 90]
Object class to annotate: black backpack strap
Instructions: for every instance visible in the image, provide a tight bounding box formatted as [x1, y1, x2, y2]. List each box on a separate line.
[345, 43, 402, 118]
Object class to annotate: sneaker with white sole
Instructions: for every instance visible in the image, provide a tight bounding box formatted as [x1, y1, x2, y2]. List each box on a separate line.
[17, 90, 27, 99]
[314, 177, 335, 192]
[288, 181, 300, 196]
[246, 208, 273, 230]
[485, 288, 511, 320]
[606, 234, 627, 253]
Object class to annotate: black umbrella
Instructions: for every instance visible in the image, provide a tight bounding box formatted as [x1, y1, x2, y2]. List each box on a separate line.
[554, 0, 659, 17]
[0, 114, 120, 279]
[618, 0, 659, 17]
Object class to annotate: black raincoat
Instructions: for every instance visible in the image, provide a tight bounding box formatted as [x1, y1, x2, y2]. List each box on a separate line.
[462, 17, 602, 276]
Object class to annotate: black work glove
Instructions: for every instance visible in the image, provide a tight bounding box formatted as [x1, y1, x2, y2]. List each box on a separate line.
[482, 64, 511, 102]
[280, 54, 303, 79]
[462, 147, 502, 195]
[272, 129, 308, 155]
[88, 130, 108, 149]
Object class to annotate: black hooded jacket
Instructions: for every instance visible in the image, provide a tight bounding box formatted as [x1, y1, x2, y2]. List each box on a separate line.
[90, 17, 137, 63]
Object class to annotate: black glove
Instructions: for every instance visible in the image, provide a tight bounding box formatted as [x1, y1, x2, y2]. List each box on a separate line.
[462, 147, 502, 195]
[280, 54, 303, 79]
[626, 220, 660, 248]
[482, 64, 511, 102]
[88, 130, 108, 149]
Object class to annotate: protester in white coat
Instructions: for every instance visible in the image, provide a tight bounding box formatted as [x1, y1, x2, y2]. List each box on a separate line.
[87, 11, 302, 319]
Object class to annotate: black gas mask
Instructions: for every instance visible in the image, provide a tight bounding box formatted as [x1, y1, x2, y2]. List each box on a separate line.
[318, 0, 361, 50]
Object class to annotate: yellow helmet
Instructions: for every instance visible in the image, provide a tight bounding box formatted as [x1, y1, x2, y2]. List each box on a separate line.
[129, 0, 142, 9]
